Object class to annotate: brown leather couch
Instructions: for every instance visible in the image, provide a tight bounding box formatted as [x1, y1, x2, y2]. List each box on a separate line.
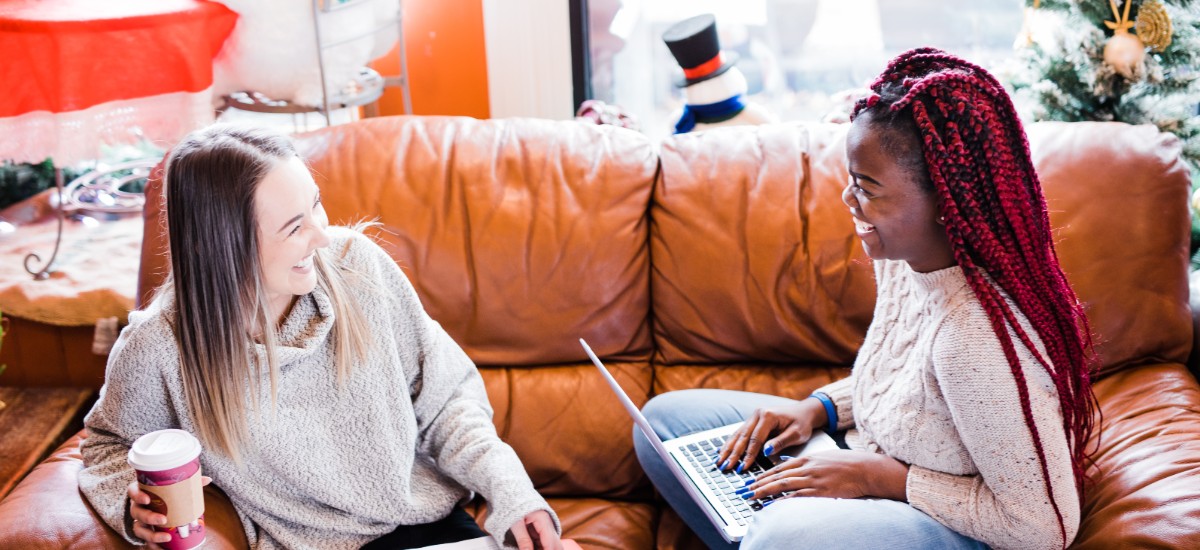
[2, 116, 1198, 549]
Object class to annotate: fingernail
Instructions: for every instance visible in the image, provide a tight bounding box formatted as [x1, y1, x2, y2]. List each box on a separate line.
[763, 500, 775, 507]
[741, 491, 755, 500]
[720, 460, 730, 470]
[713, 455, 721, 466]
[735, 486, 751, 495]
[735, 462, 744, 474]
[743, 478, 755, 486]
[763, 444, 774, 456]
[156, 516, 167, 526]
[780, 455, 794, 461]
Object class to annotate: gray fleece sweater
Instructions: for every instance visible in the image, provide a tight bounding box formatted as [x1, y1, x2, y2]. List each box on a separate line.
[79, 227, 557, 549]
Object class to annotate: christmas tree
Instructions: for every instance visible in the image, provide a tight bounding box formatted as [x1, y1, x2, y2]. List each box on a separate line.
[1007, 0, 1200, 258]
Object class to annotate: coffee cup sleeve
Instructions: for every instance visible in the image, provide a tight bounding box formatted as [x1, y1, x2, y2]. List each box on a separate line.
[137, 470, 205, 528]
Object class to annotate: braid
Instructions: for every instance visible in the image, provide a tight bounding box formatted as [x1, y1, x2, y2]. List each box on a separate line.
[853, 49, 1098, 547]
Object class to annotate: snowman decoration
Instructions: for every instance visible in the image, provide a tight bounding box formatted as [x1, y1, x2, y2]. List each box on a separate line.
[664, 14, 776, 134]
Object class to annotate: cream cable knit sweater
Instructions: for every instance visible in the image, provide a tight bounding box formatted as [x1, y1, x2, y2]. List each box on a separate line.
[79, 227, 557, 549]
[816, 259, 1078, 550]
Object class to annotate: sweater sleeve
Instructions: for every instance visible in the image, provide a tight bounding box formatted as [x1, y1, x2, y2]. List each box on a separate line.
[907, 301, 1080, 550]
[78, 311, 181, 546]
[355, 236, 559, 547]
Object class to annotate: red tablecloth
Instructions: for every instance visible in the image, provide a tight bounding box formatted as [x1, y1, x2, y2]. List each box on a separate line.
[0, 0, 237, 117]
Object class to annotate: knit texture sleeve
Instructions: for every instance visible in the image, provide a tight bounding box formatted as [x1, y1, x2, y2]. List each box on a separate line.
[906, 301, 1080, 550]
[77, 310, 180, 546]
[347, 233, 559, 546]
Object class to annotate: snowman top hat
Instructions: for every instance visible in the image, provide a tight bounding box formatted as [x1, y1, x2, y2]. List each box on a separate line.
[663, 13, 739, 88]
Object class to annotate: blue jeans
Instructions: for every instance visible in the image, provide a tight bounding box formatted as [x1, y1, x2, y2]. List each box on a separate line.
[633, 389, 990, 550]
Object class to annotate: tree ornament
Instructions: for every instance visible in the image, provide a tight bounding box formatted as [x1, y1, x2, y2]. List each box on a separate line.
[1102, 0, 1146, 79]
[1135, 0, 1173, 52]
[1008, 0, 1200, 267]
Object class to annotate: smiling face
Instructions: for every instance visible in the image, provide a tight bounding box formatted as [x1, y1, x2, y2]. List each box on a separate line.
[254, 155, 330, 317]
[842, 112, 954, 273]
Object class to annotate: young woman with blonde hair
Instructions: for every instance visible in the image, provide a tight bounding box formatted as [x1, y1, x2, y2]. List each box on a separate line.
[80, 124, 561, 550]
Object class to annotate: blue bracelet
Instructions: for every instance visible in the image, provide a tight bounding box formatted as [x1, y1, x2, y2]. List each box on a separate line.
[810, 392, 838, 436]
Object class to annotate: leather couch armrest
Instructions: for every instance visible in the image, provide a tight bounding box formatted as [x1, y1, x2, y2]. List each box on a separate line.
[1189, 307, 1200, 382]
[1075, 364, 1200, 548]
[0, 431, 248, 550]
[1188, 271, 1200, 382]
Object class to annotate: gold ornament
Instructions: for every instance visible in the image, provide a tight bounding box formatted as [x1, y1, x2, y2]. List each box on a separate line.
[1103, 0, 1146, 79]
[1135, 0, 1173, 52]
[1104, 33, 1146, 79]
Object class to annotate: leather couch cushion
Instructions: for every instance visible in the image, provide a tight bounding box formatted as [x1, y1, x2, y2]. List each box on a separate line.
[652, 123, 875, 366]
[654, 363, 849, 401]
[1027, 122, 1192, 376]
[479, 363, 653, 498]
[293, 116, 658, 367]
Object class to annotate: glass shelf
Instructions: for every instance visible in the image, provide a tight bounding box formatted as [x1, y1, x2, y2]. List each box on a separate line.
[222, 67, 385, 115]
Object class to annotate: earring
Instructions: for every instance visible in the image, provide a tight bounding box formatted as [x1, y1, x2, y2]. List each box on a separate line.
[937, 216, 946, 225]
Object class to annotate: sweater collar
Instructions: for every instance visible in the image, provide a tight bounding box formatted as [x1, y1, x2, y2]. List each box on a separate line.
[255, 285, 335, 367]
[905, 262, 968, 294]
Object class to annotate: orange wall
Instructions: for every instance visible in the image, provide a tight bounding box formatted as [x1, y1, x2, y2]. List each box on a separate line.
[372, 0, 490, 118]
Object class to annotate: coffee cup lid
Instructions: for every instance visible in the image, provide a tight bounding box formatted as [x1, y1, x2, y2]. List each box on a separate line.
[127, 429, 202, 472]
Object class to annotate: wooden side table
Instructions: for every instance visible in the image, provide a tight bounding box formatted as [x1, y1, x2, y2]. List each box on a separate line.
[0, 195, 142, 389]
[0, 386, 94, 499]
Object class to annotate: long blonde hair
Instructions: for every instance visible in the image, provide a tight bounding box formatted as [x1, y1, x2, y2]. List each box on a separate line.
[161, 123, 371, 461]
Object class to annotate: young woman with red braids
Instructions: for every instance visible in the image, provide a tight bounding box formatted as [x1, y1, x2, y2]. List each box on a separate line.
[634, 47, 1096, 550]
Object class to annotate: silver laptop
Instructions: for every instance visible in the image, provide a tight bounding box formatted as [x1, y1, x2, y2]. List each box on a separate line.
[579, 338, 838, 543]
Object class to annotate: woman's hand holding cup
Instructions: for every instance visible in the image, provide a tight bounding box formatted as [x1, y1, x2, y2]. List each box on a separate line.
[715, 398, 827, 474]
[128, 476, 211, 548]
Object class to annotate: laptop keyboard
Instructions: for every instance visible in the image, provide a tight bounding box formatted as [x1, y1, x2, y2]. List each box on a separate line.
[681, 435, 776, 526]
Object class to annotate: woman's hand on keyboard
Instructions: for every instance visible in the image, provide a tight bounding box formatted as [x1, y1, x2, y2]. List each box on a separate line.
[739, 450, 910, 501]
[715, 398, 826, 474]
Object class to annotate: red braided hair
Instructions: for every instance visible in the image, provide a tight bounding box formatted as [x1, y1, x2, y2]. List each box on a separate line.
[851, 48, 1098, 545]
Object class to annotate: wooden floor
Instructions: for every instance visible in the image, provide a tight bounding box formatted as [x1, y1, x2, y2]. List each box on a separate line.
[0, 386, 95, 499]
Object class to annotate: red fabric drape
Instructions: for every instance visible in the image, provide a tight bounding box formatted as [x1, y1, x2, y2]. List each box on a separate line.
[0, 0, 237, 117]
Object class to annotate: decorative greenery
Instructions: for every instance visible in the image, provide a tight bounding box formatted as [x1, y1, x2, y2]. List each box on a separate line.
[1007, 0, 1200, 260]
[0, 160, 84, 211]
[1, 141, 163, 211]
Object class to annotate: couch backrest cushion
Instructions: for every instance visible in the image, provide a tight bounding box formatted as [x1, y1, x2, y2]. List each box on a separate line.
[652, 121, 1191, 376]
[1027, 122, 1191, 375]
[652, 123, 876, 367]
[293, 117, 658, 366]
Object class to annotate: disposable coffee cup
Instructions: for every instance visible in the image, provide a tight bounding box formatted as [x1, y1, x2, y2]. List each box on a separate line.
[127, 429, 206, 550]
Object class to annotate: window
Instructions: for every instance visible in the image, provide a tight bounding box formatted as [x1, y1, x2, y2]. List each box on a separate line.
[583, 0, 1023, 140]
